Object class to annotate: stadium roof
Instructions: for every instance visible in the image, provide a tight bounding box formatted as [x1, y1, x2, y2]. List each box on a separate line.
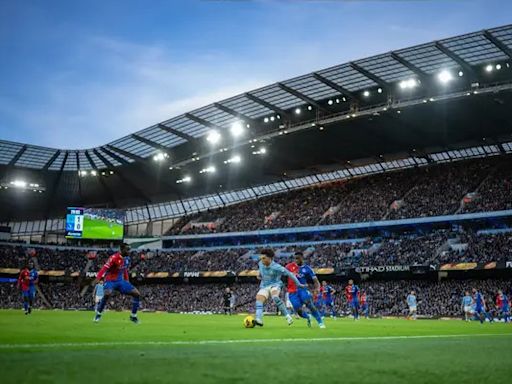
[1, 25, 512, 220]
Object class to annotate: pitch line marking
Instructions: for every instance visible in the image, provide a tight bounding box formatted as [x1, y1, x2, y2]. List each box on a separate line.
[0, 333, 510, 349]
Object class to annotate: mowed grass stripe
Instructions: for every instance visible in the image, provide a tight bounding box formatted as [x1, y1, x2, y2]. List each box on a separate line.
[1, 333, 511, 349]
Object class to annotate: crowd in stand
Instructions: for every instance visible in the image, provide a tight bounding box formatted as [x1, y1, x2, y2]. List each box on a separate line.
[1, 229, 511, 272]
[165, 156, 510, 235]
[1, 279, 509, 318]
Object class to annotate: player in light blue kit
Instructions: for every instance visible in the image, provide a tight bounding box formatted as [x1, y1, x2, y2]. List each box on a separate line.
[461, 291, 473, 322]
[93, 278, 105, 312]
[254, 248, 306, 327]
[406, 291, 417, 320]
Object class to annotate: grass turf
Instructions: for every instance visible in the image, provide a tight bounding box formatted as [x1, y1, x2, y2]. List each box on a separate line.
[0, 310, 511, 384]
[81, 216, 123, 240]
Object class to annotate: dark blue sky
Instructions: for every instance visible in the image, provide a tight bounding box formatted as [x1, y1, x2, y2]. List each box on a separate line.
[0, 0, 510, 149]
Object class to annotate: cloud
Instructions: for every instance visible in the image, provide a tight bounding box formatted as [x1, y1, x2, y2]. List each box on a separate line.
[0, 36, 272, 149]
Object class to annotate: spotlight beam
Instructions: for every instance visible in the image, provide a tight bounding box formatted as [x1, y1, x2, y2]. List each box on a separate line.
[277, 83, 329, 114]
[312, 73, 357, 101]
[245, 93, 290, 120]
[350, 62, 390, 92]
[483, 30, 512, 60]
[434, 42, 477, 80]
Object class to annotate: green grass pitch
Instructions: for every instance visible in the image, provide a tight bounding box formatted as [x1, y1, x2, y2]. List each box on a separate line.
[0, 310, 511, 384]
[82, 216, 123, 240]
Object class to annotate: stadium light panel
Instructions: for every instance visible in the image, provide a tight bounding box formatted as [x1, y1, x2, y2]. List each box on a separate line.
[328, 100, 333, 105]
[199, 166, 216, 174]
[252, 147, 267, 155]
[438, 70, 453, 84]
[264, 117, 269, 123]
[307, 105, 313, 111]
[10, 180, 27, 188]
[153, 152, 168, 162]
[206, 130, 221, 144]
[363, 90, 370, 97]
[485, 64, 493, 72]
[294, 108, 301, 115]
[90, 170, 97, 176]
[224, 155, 241, 164]
[230, 121, 244, 137]
[377, 88, 383, 94]
[496, 64, 502, 70]
[176, 176, 192, 184]
[335, 98, 340, 103]
[399, 78, 418, 90]
[79, 170, 88, 177]
[270, 116, 275, 122]
[458, 71, 464, 77]
[276, 114, 281, 119]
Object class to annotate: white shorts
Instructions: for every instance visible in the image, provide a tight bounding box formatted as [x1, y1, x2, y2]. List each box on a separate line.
[257, 285, 281, 300]
[95, 296, 103, 304]
[464, 305, 473, 313]
[409, 305, 417, 312]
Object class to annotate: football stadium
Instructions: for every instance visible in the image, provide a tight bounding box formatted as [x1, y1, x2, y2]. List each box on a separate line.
[1, 2, 512, 383]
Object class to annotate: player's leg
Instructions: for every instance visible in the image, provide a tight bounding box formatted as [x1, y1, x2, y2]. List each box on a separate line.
[290, 293, 309, 322]
[300, 290, 323, 327]
[270, 287, 293, 325]
[21, 291, 29, 314]
[254, 288, 268, 326]
[94, 284, 113, 321]
[353, 301, 359, 320]
[123, 282, 140, 323]
[328, 301, 337, 318]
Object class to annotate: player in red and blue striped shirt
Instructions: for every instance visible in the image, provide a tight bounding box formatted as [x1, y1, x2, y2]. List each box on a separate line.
[92, 243, 141, 323]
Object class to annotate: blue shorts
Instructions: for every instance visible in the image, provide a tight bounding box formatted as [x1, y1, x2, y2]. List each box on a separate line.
[501, 306, 510, 313]
[324, 298, 334, 307]
[475, 306, 485, 314]
[104, 280, 135, 294]
[351, 300, 360, 309]
[361, 303, 368, 311]
[21, 289, 30, 298]
[289, 289, 313, 310]
[29, 286, 36, 298]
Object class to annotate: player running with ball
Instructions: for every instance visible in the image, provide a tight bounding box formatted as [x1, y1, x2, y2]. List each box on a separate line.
[254, 249, 306, 327]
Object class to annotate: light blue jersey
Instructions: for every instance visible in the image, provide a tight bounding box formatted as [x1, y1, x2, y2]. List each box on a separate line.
[258, 261, 301, 289]
[95, 283, 104, 298]
[407, 294, 417, 307]
[462, 295, 472, 307]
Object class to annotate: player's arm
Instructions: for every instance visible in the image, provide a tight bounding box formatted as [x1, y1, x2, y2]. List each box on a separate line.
[33, 271, 39, 285]
[330, 286, 336, 295]
[124, 268, 129, 282]
[306, 266, 320, 293]
[282, 267, 305, 288]
[16, 272, 22, 289]
[93, 259, 112, 285]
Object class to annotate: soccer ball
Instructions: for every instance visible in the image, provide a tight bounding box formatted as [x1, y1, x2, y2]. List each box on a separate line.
[243, 315, 255, 328]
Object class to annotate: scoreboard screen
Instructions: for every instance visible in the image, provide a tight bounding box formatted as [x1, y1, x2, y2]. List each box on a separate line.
[65, 207, 124, 240]
[66, 208, 85, 238]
